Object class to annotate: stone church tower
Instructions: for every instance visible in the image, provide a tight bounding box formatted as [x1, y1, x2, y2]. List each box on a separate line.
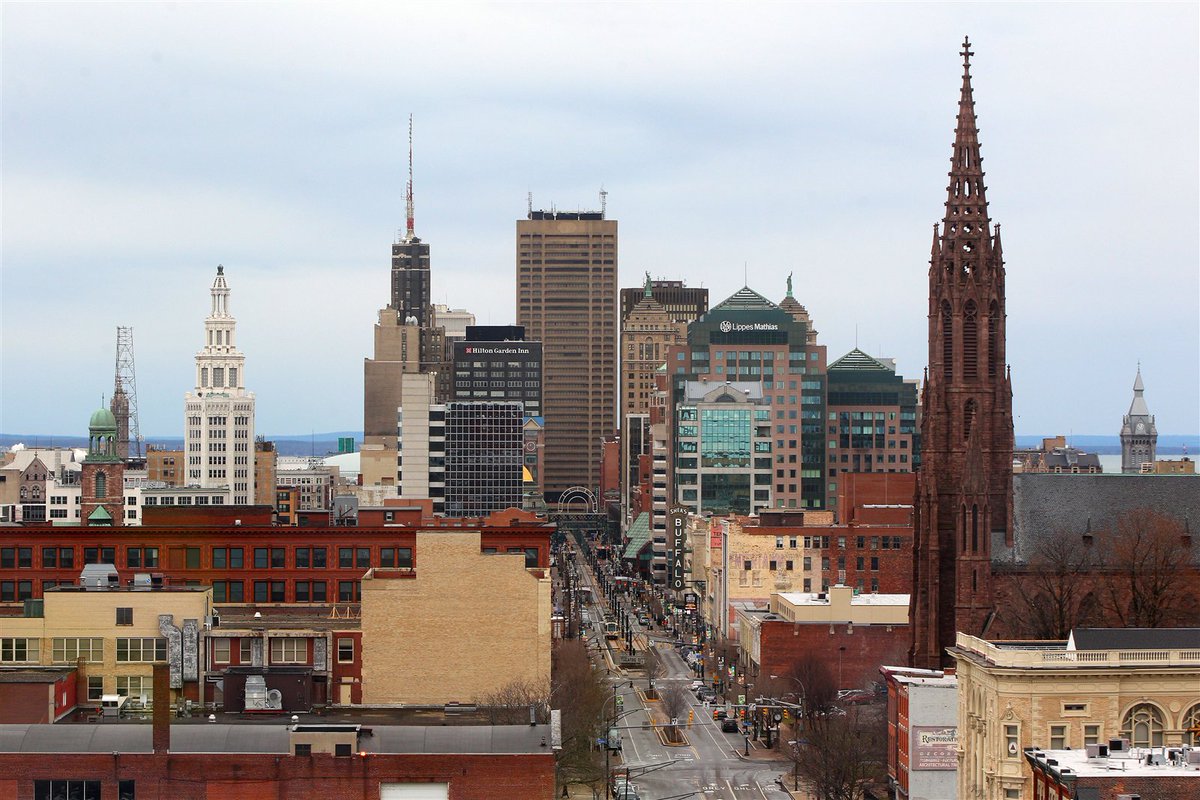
[81, 406, 125, 526]
[1120, 367, 1157, 473]
[910, 39, 1014, 669]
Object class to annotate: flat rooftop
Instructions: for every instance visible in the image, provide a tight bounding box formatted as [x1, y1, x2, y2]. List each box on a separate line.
[0, 723, 553, 755]
[777, 591, 909, 607]
[1027, 745, 1200, 779]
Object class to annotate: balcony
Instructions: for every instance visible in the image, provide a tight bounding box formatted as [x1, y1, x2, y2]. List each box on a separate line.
[954, 633, 1200, 669]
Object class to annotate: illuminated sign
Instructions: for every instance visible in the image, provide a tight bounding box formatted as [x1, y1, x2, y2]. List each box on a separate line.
[718, 320, 779, 333]
[667, 506, 689, 591]
[464, 346, 531, 355]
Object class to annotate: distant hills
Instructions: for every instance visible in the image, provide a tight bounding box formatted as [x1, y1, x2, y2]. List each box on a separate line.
[3, 432, 1196, 459]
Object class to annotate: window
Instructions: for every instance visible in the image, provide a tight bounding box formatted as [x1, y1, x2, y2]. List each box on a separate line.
[1, 638, 38, 663]
[339, 548, 353, 568]
[769, 560, 777, 571]
[1184, 704, 1200, 746]
[1063, 702, 1088, 715]
[295, 743, 312, 756]
[785, 560, 793, 571]
[33, 781, 103, 800]
[228, 547, 244, 568]
[270, 638, 306, 664]
[87, 675, 104, 701]
[338, 581, 360, 602]
[1122, 703, 1165, 747]
[240, 638, 253, 663]
[337, 638, 354, 663]
[524, 547, 539, 568]
[1083, 724, 1101, 746]
[213, 547, 228, 569]
[271, 548, 286, 568]
[60, 548, 74, 569]
[270, 581, 285, 602]
[296, 548, 310, 568]
[776, 537, 784, 549]
[254, 581, 269, 603]
[254, 548, 269, 569]
[117, 675, 153, 705]
[212, 638, 231, 663]
[311, 547, 326, 568]
[334, 743, 352, 757]
[1004, 724, 1019, 759]
[356, 548, 370, 568]
[185, 547, 200, 569]
[116, 607, 133, 626]
[803, 557, 811, 570]
[295, 581, 310, 602]
[52, 638, 103, 663]
[42, 547, 57, 568]
[743, 560, 752, 571]
[1049, 724, 1066, 750]
[116, 637, 167, 662]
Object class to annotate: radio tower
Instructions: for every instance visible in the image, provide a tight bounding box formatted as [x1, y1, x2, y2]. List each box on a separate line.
[111, 326, 143, 460]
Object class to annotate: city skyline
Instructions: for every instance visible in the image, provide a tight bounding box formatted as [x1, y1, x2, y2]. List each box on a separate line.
[3, 3, 1197, 437]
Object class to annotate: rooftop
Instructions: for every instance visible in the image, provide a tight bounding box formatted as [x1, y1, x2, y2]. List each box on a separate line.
[0, 723, 554, 755]
[777, 590, 909, 607]
[1025, 744, 1200, 780]
[954, 631, 1200, 669]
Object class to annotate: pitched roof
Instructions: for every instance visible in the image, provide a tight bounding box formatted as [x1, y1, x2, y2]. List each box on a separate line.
[828, 348, 895, 373]
[1069, 628, 1200, 651]
[711, 286, 779, 312]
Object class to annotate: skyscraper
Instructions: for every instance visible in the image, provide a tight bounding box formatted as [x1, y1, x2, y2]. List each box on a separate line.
[183, 265, 257, 505]
[910, 39, 1014, 670]
[362, 119, 448, 486]
[516, 207, 617, 500]
[1120, 367, 1157, 473]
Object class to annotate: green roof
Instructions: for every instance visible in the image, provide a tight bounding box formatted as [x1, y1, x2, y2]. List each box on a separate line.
[828, 348, 895, 373]
[87, 506, 113, 524]
[710, 286, 779, 313]
[89, 407, 117, 431]
[623, 513, 652, 559]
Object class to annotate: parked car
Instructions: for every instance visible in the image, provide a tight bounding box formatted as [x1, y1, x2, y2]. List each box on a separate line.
[721, 718, 740, 733]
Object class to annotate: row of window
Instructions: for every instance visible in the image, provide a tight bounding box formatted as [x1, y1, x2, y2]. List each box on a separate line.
[1001, 702, 1200, 751]
[209, 636, 354, 664]
[1, 544, 418, 572]
[798, 536, 907, 550]
[212, 579, 361, 604]
[0, 637, 166, 663]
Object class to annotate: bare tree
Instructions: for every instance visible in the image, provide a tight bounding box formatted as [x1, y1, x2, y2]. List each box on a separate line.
[551, 639, 608, 795]
[642, 647, 664, 699]
[784, 651, 837, 723]
[1097, 511, 1199, 628]
[790, 705, 886, 800]
[477, 678, 548, 725]
[1002, 527, 1099, 639]
[659, 684, 689, 743]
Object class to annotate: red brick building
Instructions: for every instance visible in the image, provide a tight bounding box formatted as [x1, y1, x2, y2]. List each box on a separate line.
[0, 668, 76, 723]
[0, 506, 553, 607]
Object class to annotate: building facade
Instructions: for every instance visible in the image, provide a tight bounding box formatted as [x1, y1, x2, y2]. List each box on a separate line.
[667, 285, 828, 511]
[451, 325, 543, 419]
[516, 208, 617, 500]
[182, 266, 257, 505]
[620, 279, 708, 325]
[442, 402, 524, 517]
[910, 40, 1014, 669]
[1120, 367, 1157, 473]
[952, 629, 1200, 800]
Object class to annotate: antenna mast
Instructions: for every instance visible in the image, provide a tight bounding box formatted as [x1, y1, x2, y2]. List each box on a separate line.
[599, 186, 607, 219]
[405, 114, 415, 241]
[112, 326, 143, 460]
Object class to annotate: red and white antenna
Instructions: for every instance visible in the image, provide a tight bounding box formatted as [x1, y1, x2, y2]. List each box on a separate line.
[405, 114, 415, 241]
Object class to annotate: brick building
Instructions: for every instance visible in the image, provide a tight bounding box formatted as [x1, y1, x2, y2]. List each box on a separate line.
[880, 666, 957, 800]
[0, 719, 557, 799]
[739, 585, 910, 692]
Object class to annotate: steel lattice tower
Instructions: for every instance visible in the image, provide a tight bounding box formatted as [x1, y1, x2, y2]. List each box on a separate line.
[112, 326, 143, 460]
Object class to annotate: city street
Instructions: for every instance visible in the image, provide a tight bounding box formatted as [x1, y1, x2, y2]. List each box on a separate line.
[569, 539, 796, 800]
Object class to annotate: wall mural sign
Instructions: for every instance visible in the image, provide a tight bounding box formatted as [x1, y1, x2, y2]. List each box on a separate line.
[667, 506, 689, 591]
[912, 726, 958, 770]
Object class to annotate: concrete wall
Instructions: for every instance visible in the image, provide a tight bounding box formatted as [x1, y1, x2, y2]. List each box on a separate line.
[907, 681, 958, 800]
[360, 531, 550, 705]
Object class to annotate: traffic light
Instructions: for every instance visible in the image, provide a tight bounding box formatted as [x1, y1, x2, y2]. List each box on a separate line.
[713, 709, 720, 720]
[688, 709, 694, 726]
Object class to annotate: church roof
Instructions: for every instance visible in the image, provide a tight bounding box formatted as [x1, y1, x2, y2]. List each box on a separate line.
[998, 474, 1200, 566]
[1127, 367, 1152, 418]
[711, 286, 779, 313]
[828, 348, 895, 373]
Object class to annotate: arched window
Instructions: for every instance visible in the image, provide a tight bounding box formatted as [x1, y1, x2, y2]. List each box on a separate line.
[1122, 703, 1165, 747]
[987, 300, 999, 378]
[963, 300, 978, 380]
[964, 399, 978, 441]
[971, 504, 979, 552]
[941, 301, 953, 381]
[95, 471, 107, 499]
[1183, 703, 1200, 746]
[961, 505, 968, 550]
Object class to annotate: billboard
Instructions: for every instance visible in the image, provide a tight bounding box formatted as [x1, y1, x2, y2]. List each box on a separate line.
[911, 726, 958, 770]
[667, 506, 689, 591]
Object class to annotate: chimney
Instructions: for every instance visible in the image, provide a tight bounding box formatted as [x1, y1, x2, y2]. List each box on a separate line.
[153, 663, 170, 753]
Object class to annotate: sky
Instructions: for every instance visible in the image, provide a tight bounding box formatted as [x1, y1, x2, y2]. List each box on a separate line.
[2, 2, 1197, 439]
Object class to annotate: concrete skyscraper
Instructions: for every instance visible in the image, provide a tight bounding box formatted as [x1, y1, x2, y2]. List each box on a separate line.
[517, 205, 617, 501]
[183, 265, 257, 505]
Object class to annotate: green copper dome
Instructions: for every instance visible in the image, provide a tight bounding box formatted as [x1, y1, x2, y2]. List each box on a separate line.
[89, 407, 117, 431]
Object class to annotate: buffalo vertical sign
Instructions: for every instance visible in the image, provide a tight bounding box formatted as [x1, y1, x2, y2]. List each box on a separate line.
[667, 506, 689, 591]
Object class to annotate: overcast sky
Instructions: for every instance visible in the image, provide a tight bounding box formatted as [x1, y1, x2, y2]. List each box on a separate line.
[2, 2, 1197, 440]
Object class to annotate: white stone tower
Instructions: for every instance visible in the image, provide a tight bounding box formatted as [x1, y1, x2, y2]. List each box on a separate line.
[1120, 366, 1157, 474]
[184, 265, 256, 504]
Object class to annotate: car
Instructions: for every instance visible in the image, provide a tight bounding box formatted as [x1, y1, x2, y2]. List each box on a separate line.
[689, 680, 705, 691]
[721, 718, 740, 733]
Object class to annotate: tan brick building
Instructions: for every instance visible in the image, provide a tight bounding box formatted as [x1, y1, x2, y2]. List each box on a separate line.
[360, 530, 551, 705]
[952, 629, 1200, 800]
